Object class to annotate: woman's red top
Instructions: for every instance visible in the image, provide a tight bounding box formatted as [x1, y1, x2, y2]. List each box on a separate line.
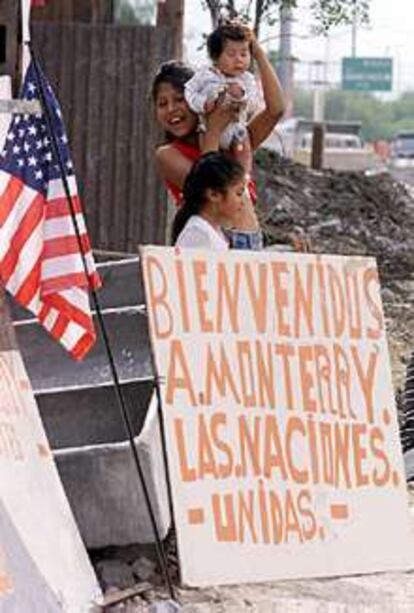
[164, 140, 257, 206]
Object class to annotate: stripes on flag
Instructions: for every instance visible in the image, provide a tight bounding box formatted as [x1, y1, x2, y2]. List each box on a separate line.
[0, 60, 100, 360]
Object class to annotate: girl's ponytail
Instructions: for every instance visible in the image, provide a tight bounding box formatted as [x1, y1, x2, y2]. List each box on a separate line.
[171, 198, 198, 244]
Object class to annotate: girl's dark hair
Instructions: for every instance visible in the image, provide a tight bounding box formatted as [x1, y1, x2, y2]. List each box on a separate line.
[171, 151, 245, 244]
[151, 60, 194, 101]
[207, 22, 249, 61]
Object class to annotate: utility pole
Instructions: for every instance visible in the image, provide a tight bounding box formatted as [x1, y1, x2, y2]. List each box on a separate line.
[278, 3, 294, 117]
[351, 0, 357, 57]
[156, 0, 184, 60]
[310, 60, 325, 170]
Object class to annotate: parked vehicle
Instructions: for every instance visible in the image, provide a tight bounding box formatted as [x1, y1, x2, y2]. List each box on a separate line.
[294, 131, 375, 171]
[264, 117, 375, 171]
[390, 132, 414, 167]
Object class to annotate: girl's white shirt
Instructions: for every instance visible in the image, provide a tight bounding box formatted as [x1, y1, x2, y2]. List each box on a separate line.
[175, 215, 229, 250]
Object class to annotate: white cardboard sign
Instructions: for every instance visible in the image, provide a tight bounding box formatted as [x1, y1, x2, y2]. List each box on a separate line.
[141, 246, 414, 587]
[0, 291, 101, 611]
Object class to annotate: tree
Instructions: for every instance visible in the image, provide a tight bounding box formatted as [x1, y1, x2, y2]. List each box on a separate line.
[201, 0, 370, 38]
[291, 87, 414, 142]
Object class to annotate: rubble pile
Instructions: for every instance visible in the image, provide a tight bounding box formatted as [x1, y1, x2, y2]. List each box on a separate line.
[257, 150, 414, 279]
[256, 150, 414, 387]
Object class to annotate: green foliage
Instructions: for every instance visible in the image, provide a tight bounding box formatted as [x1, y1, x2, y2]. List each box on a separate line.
[292, 87, 414, 141]
[293, 88, 313, 118]
[201, 1, 370, 37]
[310, 0, 370, 34]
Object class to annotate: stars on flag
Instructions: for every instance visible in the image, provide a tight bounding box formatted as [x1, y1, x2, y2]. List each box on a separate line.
[0, 77, 76, 194]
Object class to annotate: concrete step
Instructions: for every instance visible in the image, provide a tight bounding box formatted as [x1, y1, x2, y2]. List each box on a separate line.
[38, 379, 154, 450]
[14, 309, 152, 392]
[8, 257, 143, 322]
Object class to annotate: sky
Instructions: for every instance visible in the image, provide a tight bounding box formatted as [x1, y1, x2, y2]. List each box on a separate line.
[183, 0, 414, 95]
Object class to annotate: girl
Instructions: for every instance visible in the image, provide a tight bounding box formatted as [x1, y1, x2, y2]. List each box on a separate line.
[172, 151, 246, 250]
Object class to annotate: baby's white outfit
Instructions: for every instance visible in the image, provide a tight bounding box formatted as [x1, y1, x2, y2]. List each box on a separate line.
[184, 66, 257, 149]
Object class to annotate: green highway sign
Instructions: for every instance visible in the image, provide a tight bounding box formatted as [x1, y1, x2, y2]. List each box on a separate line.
[342, 57, 393, 92]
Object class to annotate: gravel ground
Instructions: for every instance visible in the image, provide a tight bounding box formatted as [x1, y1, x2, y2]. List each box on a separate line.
[102, 490, 414, 612]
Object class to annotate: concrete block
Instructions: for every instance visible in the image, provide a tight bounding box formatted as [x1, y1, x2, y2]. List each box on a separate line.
[37, 379, 154, 450]
[11, 257, 170, 549]
[53, 391, 171, 548]
[95, 559, 135, 590]
[404, 447, 414, 481]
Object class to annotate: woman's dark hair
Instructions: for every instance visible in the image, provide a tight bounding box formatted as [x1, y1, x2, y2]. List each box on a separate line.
[171, 151, 245, 245]
[151, 60, 194, 101]
[207, 22, 249, 62]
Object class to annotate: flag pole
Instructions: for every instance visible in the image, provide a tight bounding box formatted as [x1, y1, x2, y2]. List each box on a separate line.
[26, 43, 176, 601]
[138, 289, 177, 570]
[21, 0, 31, 78]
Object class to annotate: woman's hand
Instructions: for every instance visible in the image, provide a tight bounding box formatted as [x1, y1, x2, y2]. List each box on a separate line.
[204, 92, 241, 137]
[201, 93, 241, 154]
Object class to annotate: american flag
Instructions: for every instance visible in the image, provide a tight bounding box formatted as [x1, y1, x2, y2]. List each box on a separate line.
[0, 60, 100, 360]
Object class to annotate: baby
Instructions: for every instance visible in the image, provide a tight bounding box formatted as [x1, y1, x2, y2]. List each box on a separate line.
[184, 21, 258, 171]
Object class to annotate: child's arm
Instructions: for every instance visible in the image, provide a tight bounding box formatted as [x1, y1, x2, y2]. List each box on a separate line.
[202, 94, 240, 152]
[185, 69, 226, 114]
[227, 80, 246, 102]
[184, 71, 212, 114]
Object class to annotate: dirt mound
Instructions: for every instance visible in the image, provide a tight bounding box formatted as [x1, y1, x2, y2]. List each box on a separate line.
[256, 150, 414, 280]
[255, 150, 414, 388]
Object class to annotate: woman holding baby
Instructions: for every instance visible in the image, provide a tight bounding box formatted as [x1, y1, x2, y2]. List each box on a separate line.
[152, 20, 285, 249]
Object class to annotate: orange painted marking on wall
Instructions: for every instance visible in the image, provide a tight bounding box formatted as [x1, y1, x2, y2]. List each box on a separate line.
[188, 508, 205, 525]
[0, 573, 12, 595]
[37, 443, 51, 459]
[363, 267, 383, 339]
[392, 471, 400, 487]
[293, 262, 315, 338]
[144, 255, 173, 339]
[330, 503, 349, 520]
[193, 260, 214, 333]
[271, 261, 291, 337]
[382, 409, 391, 426]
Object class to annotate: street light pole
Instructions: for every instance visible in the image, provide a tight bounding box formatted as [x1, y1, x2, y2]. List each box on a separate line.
[351, 0, 357, 57]
[278, 2, 294, 116]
